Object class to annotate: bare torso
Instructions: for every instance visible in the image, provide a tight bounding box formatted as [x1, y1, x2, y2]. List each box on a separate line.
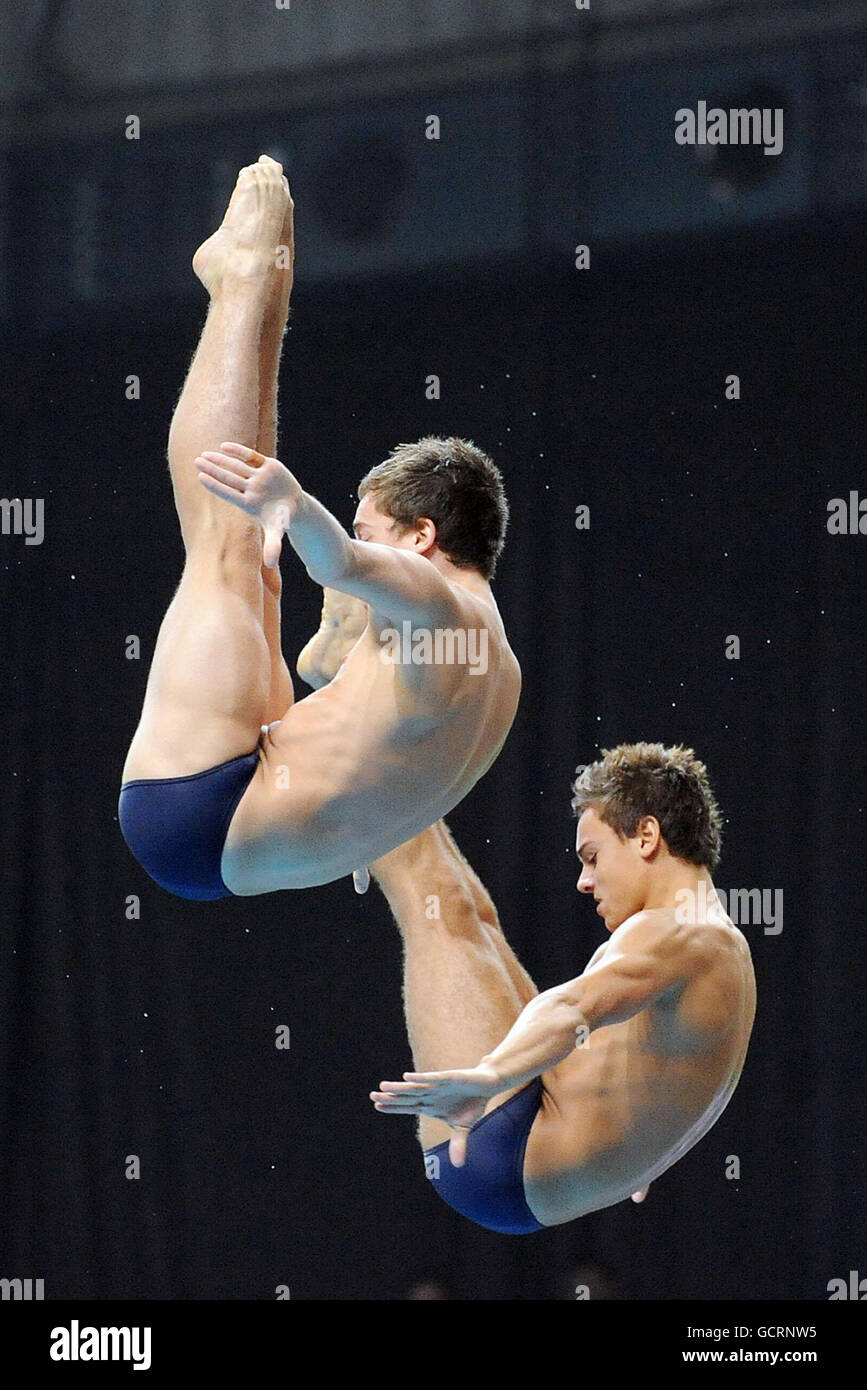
[522, 912, 756, 1225]
[222, 588, 521, 893]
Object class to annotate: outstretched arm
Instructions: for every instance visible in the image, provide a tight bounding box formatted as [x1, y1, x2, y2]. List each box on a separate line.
[196, 443, 463, 627]
[477, 912, 701, 1091]
[373, 913, 704, 1165]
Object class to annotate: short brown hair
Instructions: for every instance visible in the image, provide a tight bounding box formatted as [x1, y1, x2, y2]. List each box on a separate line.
[357, 436, 508, 580]
[571, 742, 723, 871]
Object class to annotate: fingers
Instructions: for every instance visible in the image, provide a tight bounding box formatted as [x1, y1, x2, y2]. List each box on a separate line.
[373, 1080, 433, 1096]
[197, 471, 247, 507]
[198, 449, 257, 479]
[370, 1080, 433, 1114]
[196, 460, 251, 498]
[369, 1091, 428, 1114]
[262, 526, 283, 570]
[448, 1127, 469, 1168]
[218, 441, 268, 467]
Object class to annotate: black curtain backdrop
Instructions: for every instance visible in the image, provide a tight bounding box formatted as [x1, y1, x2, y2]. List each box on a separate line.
[1, 198, 865, 1299]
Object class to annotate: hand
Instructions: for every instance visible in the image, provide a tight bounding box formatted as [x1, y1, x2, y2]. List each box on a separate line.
[196, 442, 302, 568]
[370, 1062, 502, 1168]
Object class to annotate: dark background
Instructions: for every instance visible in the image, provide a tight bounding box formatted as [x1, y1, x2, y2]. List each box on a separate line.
[1, 3, 865, 1300]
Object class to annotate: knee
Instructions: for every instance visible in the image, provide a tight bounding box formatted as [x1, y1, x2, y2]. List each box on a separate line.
[432, 882, 496, 945]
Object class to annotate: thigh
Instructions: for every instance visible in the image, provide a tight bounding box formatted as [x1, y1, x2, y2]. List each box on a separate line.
[123, 550, 272, 780]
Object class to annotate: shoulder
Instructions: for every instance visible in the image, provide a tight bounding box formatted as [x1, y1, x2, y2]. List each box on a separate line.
[448, 582, 500, 626]
[450, 586, 519, 665]
[608, 908, 728, 971]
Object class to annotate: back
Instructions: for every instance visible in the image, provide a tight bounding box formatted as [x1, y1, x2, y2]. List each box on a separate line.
[524, 910, 756, 1222]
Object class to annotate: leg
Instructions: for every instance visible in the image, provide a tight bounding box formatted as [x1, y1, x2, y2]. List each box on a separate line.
[371, 823, 539, 1151]
[437, 820, 538, 1008]
[122, 159, 291, 781]
[256, 193, 296, 722]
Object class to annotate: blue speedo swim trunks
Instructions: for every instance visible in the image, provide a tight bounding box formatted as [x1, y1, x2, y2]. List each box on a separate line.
[422, 1077, 547, 1234]
[118, 749, 259, 900]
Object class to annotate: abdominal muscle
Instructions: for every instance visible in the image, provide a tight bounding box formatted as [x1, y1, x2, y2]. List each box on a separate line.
[221, 625, 520, 893]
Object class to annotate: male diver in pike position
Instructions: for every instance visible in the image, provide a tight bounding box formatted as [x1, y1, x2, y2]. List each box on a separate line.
[118, 156, 520, 899]
[368, 738, 755, 1233]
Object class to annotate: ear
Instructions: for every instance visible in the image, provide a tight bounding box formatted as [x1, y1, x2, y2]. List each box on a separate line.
[636, 815, 662, 859]
[413, 516, 438, 554]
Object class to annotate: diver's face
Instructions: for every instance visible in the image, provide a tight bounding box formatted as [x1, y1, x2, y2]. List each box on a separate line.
[576, 807, 648, 932]
[352, 494, 414, 549]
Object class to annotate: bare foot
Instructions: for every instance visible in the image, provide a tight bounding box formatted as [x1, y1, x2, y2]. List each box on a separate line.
[193, 154, 292, 297]
[297, 588, 369, 689]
